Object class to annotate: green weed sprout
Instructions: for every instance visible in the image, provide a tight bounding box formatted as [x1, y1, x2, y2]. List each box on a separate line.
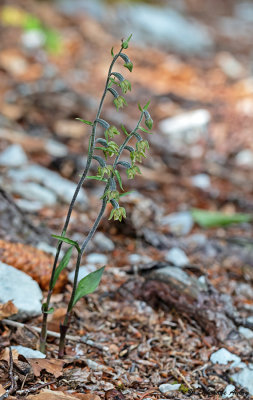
[39, 35, 154, 357]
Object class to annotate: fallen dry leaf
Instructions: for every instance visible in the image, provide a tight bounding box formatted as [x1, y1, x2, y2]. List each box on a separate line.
[0, 384, 6, 396]
[0, 347, 19, 362]
[105, 389, 126, 400]
[75, 394, 101, 400]
[29, 358, 65, 378]
[27, 389, 81, 400]
[0, 300, 18, 320]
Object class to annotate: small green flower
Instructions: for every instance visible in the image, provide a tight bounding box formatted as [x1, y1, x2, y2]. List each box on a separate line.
[144, 110, 153, 129]
[114, 96, 127, 111]
[105, 126, 120, 140]
[130, 150, 146, 163]
[120, 79, 131, 94]
[97, 165, 113, 179]
[126, 165, 141, 179]
[136, 140, 149, 153]
[104, 190, 120, 202]
[124, 62, 133, 72]
[109, 206, 127, 222]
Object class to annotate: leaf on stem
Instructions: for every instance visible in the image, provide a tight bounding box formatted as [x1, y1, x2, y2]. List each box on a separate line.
[76, 118, 93, 126]
[114, 169, 124, 190]
[52, 246, 73, 288]
[41, 303, 54, 314]
[52, 235, 81, 253]
[143, 100, 151, 110]
[86, 176, 108, 182]
[111, 47, 114, 57]
[72, 266, 105, 307]
[139, 126, 153, 134]
[191, 209, 253, 228]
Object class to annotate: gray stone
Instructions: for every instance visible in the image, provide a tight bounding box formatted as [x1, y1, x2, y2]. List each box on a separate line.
[86, 253, 108, 265]
[45, 139, 68, 157]
[238, 326, 253, 339]
[21, 29, 46, 49]
[15, 199, 44, 212]
[191, 173, 211, 190]
[68, 264, 97, 283]
[235, 149, 253, 168]
[210, 348, 242, 367]
[8, 164, 88, 208]
[159, 383, 181, 393]
[0, 262, 42, 321]
[120, 5, 213, 55]
[159, 109, 211, 148]
[164, 247, 189, 267]
[185, 233, 207, 247]
[11, 182, 56, 205]
[93, 232, 115, 252]
[231, 365, 253, 396]
[161, 211, 194, 235]
[128, 254, 152, 265]
[222, 384, 236, 398]
[0, 144, 28, 167]
[235, 2, 253, 22]
[11, 345, 46, 359]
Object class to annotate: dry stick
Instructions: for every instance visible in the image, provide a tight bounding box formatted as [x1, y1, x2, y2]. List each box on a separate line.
[16, 380, 57, 396]
[40, 47, 123, 352]
[0, 348, 17, 400]
[2, 319, 108, 352]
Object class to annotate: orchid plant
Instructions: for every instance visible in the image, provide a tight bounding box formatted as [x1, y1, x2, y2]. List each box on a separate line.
[39, 35, 154, 357]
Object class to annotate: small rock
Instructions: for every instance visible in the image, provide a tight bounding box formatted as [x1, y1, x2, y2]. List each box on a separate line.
[0, 262, 42, 321]
[165, 247, 189, 267]
[231, 365, 253, 396]
[128, 254, 152, 265]
[216, 52, 245, 79]
[238, 326, 253, 339]
[11, 345, 46, 359]
[11, 182, 56, 206]
[8, 164, 88, 208]
[0, 144, 28, 167]
[68, 265, 97, 283]
[185, 233, 207, 247]
[235, 149, 253, 168]
[45, 139, 68, 157]
[93, 232, 115, 252]
[15, 199, 44, 212]
[21, 29, 46, 49]
[86, 253, 108, 265]
[191, 173, 211, 190]
[222, 384, 236, 398]
[159, 383, 181, 393]
[210, 348, 242, 367]
[159, 109, 211, 147]
[247, 316, 253, 323]
[161, 211, 194, 235]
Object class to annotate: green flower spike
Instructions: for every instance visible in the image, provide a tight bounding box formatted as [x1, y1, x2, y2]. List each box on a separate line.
[136, 140, 149, 153]
[124, 62, 133, 72]
[109, 206, 127, 222]
[104, 190, 120, 202]
[144, 110, 153, 129]
[114, 96, 127, 111]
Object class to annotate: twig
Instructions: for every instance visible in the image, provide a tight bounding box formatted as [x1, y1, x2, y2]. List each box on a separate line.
[0, 348, 17, 400]
[1, 319, 109, 352]
[16, 380, 56, 396]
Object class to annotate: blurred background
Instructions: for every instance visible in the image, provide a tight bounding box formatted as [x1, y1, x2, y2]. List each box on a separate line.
[1, 0, 253, 244]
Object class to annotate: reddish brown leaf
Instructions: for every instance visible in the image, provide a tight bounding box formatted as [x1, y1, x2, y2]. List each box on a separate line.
[28, 359, 65, 378]
[0, 300, 18, 320]
[105, 389, 126, 400]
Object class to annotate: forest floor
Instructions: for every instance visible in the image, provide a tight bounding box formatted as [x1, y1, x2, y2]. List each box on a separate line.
[0, 1, 253, 399]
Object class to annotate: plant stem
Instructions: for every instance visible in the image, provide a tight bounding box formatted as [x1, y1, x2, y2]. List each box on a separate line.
[40, 47, 123, 353]
[58, 184, 109, 358]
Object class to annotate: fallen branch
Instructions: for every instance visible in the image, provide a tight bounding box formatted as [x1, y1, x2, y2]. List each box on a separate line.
[1, 319, 109, 352]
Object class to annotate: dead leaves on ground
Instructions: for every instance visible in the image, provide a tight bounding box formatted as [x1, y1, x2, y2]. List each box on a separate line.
[0, 300, 18, 320]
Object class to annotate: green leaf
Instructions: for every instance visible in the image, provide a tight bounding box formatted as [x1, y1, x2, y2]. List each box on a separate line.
[86, 176, 107, 182]
[111, 47, 114, 57]
[139, 126, 153, 134]
[119, 190, 135, 197]
[191, 209, 253, 228]
[52, 247, 73, 288]
[114, 170, 123, 190]
[52, 235, 81, 253]
[138, 103, 143, 112]
[143, 100, 150, 110]
[94, 146, 108, 151]
[121, 124, 129, 136]
[76, 118, 93, 126]
[42, 303, 54, 314]
[72, 266, 105, 307]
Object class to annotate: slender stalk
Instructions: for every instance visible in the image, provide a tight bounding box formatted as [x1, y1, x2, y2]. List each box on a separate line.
[40, 47, 124, 353]
[58, 185, 109, 358]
